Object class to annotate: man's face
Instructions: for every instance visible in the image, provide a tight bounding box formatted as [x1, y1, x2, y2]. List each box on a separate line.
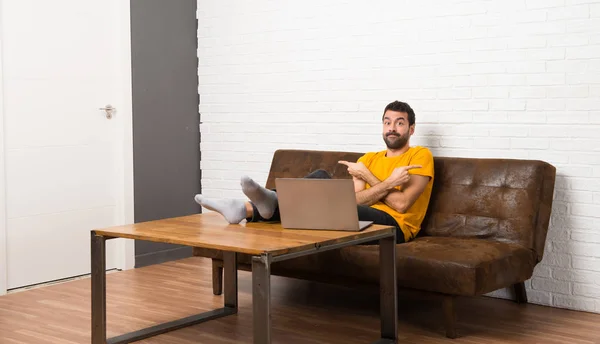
[382, 110, 413, 150]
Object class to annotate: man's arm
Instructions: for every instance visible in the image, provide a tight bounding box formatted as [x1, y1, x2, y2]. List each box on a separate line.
[357, 169, 429, 212]
[341, 148, 434, 213]
[357, 172, 417, 211]
[383, 175, 430, 213]
[342, 161, 396, 205]
[352, 176, 366, 193]
[358, 169, 381, 188]
[355, 179, 396, 206]
[342, 160, 423, 208]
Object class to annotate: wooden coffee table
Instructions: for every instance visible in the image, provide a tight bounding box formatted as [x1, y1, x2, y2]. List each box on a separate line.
[91, 212, 398, 343]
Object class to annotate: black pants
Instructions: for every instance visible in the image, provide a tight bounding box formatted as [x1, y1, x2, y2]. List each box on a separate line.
[247, 169, 405, 244]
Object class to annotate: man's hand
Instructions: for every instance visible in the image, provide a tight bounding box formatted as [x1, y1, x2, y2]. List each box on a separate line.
[386, 165, 422, 188]
[338, 160, 371, 181]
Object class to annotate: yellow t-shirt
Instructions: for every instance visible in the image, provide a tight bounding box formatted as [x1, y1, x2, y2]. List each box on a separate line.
[357, 146, 434, 242]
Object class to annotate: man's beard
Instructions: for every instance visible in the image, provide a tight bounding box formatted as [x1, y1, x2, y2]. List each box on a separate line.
[383, 132, 409, 150]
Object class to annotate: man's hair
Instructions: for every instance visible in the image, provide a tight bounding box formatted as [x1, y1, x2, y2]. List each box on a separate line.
[382, 101, 415, 126]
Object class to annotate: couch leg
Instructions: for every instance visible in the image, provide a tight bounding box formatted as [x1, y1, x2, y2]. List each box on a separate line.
[212, 260, 223, 296]
[514, 282, 528, 304]
[443, 295, 457, 339]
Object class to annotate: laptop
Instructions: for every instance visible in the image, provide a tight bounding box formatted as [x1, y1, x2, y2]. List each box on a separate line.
[275, 178, 373, 231]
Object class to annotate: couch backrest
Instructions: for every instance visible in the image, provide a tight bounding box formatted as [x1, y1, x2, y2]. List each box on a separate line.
[265, 149, 362, 189]
[265, 149, 556, 262]
[421, 157, 556, 263]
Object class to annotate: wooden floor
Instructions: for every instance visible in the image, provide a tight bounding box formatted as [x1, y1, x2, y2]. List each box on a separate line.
[1, 257, 599, 344]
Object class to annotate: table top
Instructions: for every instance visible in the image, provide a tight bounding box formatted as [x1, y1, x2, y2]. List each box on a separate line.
[93, 212, 395, 256]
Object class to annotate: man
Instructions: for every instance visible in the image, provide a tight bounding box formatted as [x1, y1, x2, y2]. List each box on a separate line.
[194, 100, 434, 243]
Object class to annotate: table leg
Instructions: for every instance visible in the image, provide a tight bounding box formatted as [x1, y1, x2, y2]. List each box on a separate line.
[223, 251, 238, 311]
[93, 243, 238, 344]
[379, 235, 398, 343]
[252, 254, 272, 344]
[91, 231, 107, 344]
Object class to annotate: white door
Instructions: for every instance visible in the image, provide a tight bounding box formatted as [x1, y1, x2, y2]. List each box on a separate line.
[0, 0, 134, 290]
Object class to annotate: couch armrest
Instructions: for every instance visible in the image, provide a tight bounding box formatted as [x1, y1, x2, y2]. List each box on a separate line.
[533, 162, 556, 263]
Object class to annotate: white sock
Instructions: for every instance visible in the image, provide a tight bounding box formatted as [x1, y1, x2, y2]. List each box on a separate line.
[240, 176, 278, 219]
[194, 195, 246, 224]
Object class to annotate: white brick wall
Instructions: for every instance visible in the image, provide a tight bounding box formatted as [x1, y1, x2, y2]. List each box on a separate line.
[198, 0, 600, 313]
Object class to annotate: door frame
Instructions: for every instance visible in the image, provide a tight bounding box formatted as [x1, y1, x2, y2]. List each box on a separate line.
[0, 0, 7, 296]
[114, 0, 136, 273]
[0, 0, 135, 295]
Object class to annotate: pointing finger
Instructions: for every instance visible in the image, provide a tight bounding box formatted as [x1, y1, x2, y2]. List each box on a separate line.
[405, 165, 422, 170]
[338, 160, 350, 166]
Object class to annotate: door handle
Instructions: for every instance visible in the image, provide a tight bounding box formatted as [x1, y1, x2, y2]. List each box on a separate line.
[99, 105, 115, 119]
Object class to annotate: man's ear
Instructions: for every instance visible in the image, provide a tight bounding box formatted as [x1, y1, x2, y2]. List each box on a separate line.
[409, 124, 415, 135]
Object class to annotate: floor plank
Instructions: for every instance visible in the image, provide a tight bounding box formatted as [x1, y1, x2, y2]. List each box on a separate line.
[1, 257, 599, 343]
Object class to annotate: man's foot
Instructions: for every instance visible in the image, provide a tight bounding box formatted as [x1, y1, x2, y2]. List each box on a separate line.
[194, 195, 246, 224]
[240, 176, 278, 219]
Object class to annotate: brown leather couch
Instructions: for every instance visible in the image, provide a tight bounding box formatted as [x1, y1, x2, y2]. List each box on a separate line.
[193, 149, 556, 338]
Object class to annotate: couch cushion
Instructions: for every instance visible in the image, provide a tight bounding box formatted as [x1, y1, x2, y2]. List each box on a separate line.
[268, 237, 536, 296]
[394, 237, 536, 295]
